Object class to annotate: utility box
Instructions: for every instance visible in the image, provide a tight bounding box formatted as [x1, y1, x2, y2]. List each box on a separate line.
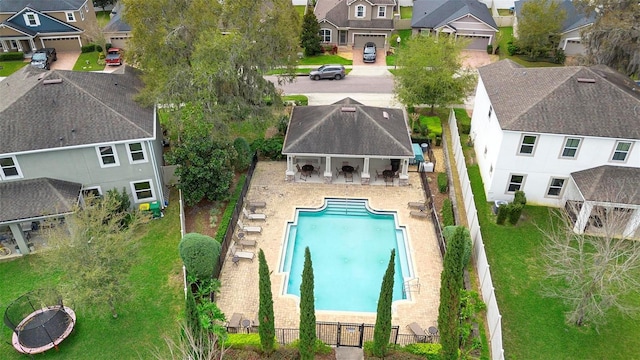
[138, 203, 150, 211]
[149, 201, 162, 218]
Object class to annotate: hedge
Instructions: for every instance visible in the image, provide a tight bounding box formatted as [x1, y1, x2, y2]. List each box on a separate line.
[179, 233, 221, 280]
[0, 52, 24, 61]
[437, 172, 448, 193]
[496, 205, 508, 225]
[251, 137, 284, 160]
[81, 44, 96, 53]
[441, 198, 454, 227]
[215, 175, 246, 243]
[508, 203, 523, 225]
[224, 333, 262, 349]
[404, 343, 442, 360]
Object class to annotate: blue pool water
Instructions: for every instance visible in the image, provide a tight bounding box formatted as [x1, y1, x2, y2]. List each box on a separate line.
[280, 198, 413, 312]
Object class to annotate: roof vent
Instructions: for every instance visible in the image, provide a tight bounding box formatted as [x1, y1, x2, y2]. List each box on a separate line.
[341, 107, 356, 112]
[43, 78, 63, 85]
[577, 78, 595, 83]
[382, 111, 389, 119]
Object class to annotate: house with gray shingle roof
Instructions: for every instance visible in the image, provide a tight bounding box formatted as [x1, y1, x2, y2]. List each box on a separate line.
[0, 65, 166, 254]
[314, 0, 397, 49]
[0, 0, 99, 53]
[470, 59, 640, 236]
[103, 2, 131, 49]
[411, 0, 498, 50]
[282, 98, 414, 185]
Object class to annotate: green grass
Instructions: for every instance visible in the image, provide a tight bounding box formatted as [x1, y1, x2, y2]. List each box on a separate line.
[418, 115, 442, 136]
[72, 51, 103, 71]
[297, 54, 352, 66]
[0, 60, 28, 76]
[400, 6, 412, 19]
[266, 68, 352, 75]
[96, 10, 111, 28]
[497, 8, 513, 16]
[294, 5, 306, 17]
[468, 165, 640, 359]
[497, 27, 561, 67]
[282, 95, 309, 106]
[386, 29, 412, 66]
[0, 194, 184, 359]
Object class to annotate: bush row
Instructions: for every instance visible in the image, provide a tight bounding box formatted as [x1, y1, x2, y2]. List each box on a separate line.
[214, 174, 246, 243]
[441, 198, 454, 227]
[0, 52, 24, 61]
[496, 190, 526, 225]
[81, 44, 104, 53]
[437, 172, 448, 193]
[454, 108, 471, 135]
[251, 137, 284, 160]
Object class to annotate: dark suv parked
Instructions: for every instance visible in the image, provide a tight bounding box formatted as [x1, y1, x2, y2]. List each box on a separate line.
[309, 64, 346, 80]
[30, 48, 57, 70]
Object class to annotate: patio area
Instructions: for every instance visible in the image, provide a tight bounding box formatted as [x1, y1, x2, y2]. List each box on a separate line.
[216, 161, 443, 332]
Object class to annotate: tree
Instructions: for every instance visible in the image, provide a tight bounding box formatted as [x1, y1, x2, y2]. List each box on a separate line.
[299, 247, 316, 360]
[41, 194, 147, 318]
[540, 200, 640, 326]
[515, 0, 566, 60]
[437, 227, 466, 360]
[300, 9, 322, 56]
[573, 0, 640, 76]
[258, 249, 276, 354]
[94, 0, 117, 12]
[395, 35, 476, 115]
[372, 249, 395, 357]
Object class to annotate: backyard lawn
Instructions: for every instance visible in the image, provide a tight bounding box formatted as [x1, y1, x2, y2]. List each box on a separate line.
[0, 192, 184, 359]
[400, 6, 412, 19]
[294, 5, 306, 17]
[468, 165, 640, 359]
[497, 27, 561, 68]
[0, 60, 28, 76]
[96, 10, 111, 28]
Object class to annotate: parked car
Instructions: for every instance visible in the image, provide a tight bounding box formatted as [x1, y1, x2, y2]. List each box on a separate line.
[30, 48, 57, 70]
[309, 64, 346, 80]
[363, 42, 376, 63]
[105, 48, 123, 66]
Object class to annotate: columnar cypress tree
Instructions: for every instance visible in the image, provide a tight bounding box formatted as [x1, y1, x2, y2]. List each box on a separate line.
[185, 287, 201, 337]
[300, 9, 322, 56]
[299, 247, 316, 360]
[373, 249, 396, 357]
[437, 227, 466, 360]
[258, 249, 275, 354]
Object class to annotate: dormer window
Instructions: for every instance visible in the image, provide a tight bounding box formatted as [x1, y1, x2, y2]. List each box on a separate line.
[378, 6, 386, 18]
[66, 12, 76, 22]
[356, 5, 365, 18]
[23, 12, 40, 27]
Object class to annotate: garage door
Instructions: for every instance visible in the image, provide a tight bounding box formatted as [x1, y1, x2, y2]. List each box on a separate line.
[353, 34, 386, 49]
[109, 36, 130, 49]
[42, 37, 81, 52]
[457, 35, 490, 51]
[563, 40, 584, 56]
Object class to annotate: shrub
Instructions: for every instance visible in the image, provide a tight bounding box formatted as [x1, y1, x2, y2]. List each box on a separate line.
[277, 115, 289, 136]
[233, 137, 252, 172]
[443, 226, 472, 270]
[508, 203, 523, 225]
[214, 175, 246, 243]
[437, 172, 448, 193]
[507, 40, 519, 56]
[224, 333, 262, 349]
[81, 44, 96, 53]
[179, 233, 221, 280]
[513, 190, 527, 206]
[496, 204, 508, 225]
[486, 44, 493, 54]
[441, 199, 454, 227]
[251, 137, 284, 160]
[105, 43, 112, 50]
[404, 343, 442, 359]
[0, 52, 24, 61]
[95, 44, 103, 53]
[553, 49, 566, 64]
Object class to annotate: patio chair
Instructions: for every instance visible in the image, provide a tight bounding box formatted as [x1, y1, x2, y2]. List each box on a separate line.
[335, 167, 344, 178]
[375, 169, 383, 181]
[345, 171, 353, 183]
[407, 322, 428, 343]
[247, 200, 266, 209]
[227, 312, 243, 330]
[237, 220, 261, 233]
[408, 202, 426, 210]
[296, 164, 308, 181]
[410, 211, 428, 219]
[243, 208, 266, 221]
[354, 165, 360, 175]
[230, 243, 255, 262]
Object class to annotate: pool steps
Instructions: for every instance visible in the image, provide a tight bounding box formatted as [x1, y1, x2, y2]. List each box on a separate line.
[323, 199, 370, 216]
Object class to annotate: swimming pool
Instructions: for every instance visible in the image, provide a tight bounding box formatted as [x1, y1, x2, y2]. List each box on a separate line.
[279, 198, 414, 313]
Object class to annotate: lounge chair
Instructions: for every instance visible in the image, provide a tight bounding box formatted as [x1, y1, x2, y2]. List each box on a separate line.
[408, 202, 426, 210]
[247, 200, 266, 209]
[230, 244, 255, 262]
[407, 322, 428, 343]
[227, 312, 243, 329]
[410, 211, 428, 219]
[238, 220, 261, 233]
[243, 208, 266, 221]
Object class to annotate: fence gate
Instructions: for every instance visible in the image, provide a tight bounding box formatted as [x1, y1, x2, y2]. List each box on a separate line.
[338, 323, 364, 347]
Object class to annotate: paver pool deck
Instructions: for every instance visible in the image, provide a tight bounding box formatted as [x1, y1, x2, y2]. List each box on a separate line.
[216, 161, 443, 333]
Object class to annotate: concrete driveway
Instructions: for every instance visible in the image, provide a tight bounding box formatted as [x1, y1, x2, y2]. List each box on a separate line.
[50, 51, 80, 70]
[460, 50, 497, 69]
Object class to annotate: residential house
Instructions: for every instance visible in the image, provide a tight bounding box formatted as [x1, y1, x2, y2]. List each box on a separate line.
[469, 59, 640, 236]
[103, 2, 131, 49]
[314, 0, 397, 49]
[282, 98, 414, 185]
[0, 0, 98, 53]
[411, 0, 498, 50]
[514, 0, 595, 56]
[0, 65, 166, 254]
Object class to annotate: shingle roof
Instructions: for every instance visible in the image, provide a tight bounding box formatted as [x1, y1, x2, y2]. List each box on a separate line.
[412, 0, 497, 30]
[103, 2, 131, 32]
[0, 66, 155, 155]
[5, 7, 82, 33]
[571, 166, 640, 205]
[0, 0, 87, 12]
[478, 59, 640, 139]
[316, 0, 395, 29]
[282, 98, 413, 157]
[0, 178, 81, 224]
[514, 0, 595, 33]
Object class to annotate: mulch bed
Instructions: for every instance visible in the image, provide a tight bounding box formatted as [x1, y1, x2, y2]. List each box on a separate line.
[224, 348, 335, 359]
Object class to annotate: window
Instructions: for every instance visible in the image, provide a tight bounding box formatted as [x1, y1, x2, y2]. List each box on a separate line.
[356, 5, 365, 18]
[561, 137, 581, 158]
[611, 141, 632, 162]
[488, 105, 492, 118]
[130, 180, 155, 202]
[23, 12, 40, 26]
[80, 10, 85, 21]
[82, 186, 102, 198]
[518, 134, 538, 155]
[546, 178, 565, 197]
[10, 40, 18, 49]
[507, 174, 525, 193]
[126, 142, 148, 164]
[96, 145, 120, 167]
[66, 12, 76, 22]
[85, 3, 89, 12]
[0, 156, 23, 179]
[378, 6, 386, 17]
[320, 29, 331, 43]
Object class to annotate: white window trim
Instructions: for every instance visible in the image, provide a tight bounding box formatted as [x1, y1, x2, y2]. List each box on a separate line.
[126, 142, 149, 164]
[506, 173, 526, 194]
[355, 5, 365, 18]
[545, 177, 567, 198]
[610, 140, 633, 163]
[377, 6, 386, 18]
[80, 10, 85, 21]
[130, 179, 156, 203]
[66, 11, 76, 22]
[320, 28, 331, 43]
[0, 155, 24, 180]
[23, 12, 40, 27]
[559, 137, 582, 159]
[82, 186, 103, 197]
[85, 3, 89, 12]
[95, 144, 121, 168]
[517, 134, 538, 156]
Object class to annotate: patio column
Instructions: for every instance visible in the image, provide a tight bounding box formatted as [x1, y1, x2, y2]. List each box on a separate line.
[573, 201, 593, 234]
[286, 155, 295, 182]
[623, 208, 640, 238]
[28, 38, 36, 52]
[361, 158, 371, 185]
[9, 223, 30, 255]
[323, 156, 333, 184]
[0, 40, 8, 52]
[398, 159, 409, 186]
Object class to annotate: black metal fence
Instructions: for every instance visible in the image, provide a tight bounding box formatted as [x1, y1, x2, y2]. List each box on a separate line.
[419, 171, 446, 257]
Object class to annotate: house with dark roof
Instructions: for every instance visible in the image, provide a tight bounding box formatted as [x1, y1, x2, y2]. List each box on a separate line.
[514, 0, 595, 55]
[282, 98, 414, 185]
[0, 0, 99, 53]
[103, 2, 131, 49]
[470, 59, 640, 236]
[314, 0, 397, 49]
[411, 0, 498, 50]
[0, 65, 166, 254]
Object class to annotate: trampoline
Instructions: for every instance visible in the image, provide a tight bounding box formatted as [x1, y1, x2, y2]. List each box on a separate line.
[4, 289, 76, 355]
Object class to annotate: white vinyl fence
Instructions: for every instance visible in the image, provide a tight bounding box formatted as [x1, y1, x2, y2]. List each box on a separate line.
[448, 109, 505, 360]
[179, 189, 188, 299]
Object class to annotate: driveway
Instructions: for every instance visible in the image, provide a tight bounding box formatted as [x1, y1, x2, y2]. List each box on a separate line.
[49, 51, 80, 70]
[460, 50, 497, 69]
[351, 49, 386, 66]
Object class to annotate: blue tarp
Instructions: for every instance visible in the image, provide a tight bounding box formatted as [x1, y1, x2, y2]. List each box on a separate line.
[411, 143, 424, 164]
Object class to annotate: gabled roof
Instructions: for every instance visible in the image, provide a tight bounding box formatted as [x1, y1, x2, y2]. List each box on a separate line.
[5, 7, 82, 34]
[571, 166, 640, 205]
[282, 98, 413, 157]
[0, 0, 87, 12]
[0, 178, 82, 224]
[315, 0, 395, 29]
[0, 21, 36, 36]
[514, 0, 595, 34]
[478, 59, 640, 140]
[412, 0, 497, 30]
[103, 2, 131, 33]
[0, 66, 155, 155]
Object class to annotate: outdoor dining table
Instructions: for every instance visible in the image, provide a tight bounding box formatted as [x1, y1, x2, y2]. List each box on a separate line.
[342, 165, 355, 173]
[302, 164, 314, 173]
[382, 170, 395, 178]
